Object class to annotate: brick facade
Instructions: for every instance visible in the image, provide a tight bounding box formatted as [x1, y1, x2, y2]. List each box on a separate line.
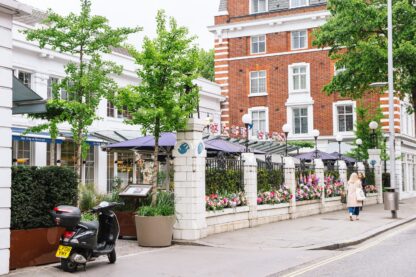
[212, 0, 401, 138]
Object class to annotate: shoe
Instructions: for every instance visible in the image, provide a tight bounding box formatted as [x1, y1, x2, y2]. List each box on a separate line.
[350, 216, 353, 221]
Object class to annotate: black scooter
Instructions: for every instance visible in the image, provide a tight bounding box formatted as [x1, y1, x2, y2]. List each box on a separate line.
[51, 201, 122, 272]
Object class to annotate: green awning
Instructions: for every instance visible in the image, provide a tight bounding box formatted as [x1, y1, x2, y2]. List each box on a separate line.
[12, 76, 46, 114]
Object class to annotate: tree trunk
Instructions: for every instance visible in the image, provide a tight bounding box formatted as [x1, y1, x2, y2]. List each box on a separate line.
[152, 135, 159, 206]
[76, 140, 82, 185]
[50, 138, 56, 166]
[412, 87, 416, 130]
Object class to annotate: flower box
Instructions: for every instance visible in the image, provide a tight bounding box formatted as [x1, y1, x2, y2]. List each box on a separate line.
[206, 206, 249, 218]
[296, 199, 321, 206]
[257, 203, 290, 211]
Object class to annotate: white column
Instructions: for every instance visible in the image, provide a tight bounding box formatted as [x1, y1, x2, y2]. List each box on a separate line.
[173, 118, 207, 241]
[315, 159, 325, 207]
[113, 152, 118, 178]
[284, 157, 296, 219]
[357, 162, 365, 175]
[0, 10, 13, 275]
[34, 142, 47, 166]
[96, 147, 107, 193]
[242, 153, 257, 227]
[338, 160, 347, 185]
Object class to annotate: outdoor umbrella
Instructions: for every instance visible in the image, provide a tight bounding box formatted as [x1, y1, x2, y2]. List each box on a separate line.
[204, 138, 264, 154]
[294, 150, 338, 161]
[330, 152, 357, 163]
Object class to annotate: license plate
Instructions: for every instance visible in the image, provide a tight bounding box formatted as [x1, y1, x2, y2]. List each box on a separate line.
[56, 245, 72, 258]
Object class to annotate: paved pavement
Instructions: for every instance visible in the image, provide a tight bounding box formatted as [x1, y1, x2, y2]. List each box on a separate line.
[8, 198, 416, 277]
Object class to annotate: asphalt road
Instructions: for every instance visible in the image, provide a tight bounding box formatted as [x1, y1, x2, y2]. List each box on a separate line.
[280, 222, 416, 277]
[9, 222, 416, 277]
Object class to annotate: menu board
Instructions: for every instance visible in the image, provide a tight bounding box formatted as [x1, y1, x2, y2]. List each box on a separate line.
[119, 185, 152, 197]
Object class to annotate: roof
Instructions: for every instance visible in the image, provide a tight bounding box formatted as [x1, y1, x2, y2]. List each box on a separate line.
[219, 0, 228, 12]
[13, 8, 131, 57]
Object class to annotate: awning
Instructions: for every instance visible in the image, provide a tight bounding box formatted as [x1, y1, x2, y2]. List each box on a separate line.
[12, 76, 46, 115]
[12, 127, 64, 144]
[59, 131, 107, 146]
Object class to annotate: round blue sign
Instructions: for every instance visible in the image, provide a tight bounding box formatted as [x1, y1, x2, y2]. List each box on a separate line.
[178, 142, 190, 155]
[197, 142, 204, 155]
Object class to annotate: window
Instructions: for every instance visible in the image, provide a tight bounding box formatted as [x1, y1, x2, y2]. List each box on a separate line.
[84, 146, 95, 185]
[12, 141, 32, 165]
[251, 0, 267, 13]
[61, 141, 77, 170]
[250, 109, 267, 137]
[290, 65, 308, 92]
[334, 65, 346, 76]
[18, 71, 32, 88]
[251, 35, 266, 54]
[337, 105, 354, 132]
[293, 108, 308, 134]
[250, 71, 267, 95]
[290, 0, 309, 8]
[47, 77, 59, 100]
[107, 101, 116, 118]
[291, 30, 307, 50]
[47, 143, 58, 165]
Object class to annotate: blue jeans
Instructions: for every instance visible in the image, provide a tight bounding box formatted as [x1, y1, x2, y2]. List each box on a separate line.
[348, 207, 360, 216]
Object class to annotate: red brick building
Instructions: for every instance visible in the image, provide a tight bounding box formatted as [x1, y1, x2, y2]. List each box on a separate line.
[209, 0, 416, 198]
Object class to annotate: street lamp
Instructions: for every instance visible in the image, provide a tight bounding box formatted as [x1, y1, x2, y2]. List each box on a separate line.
[336, 134, 343, 160]
[356, 138, 363, 162]
[282, 123, 291, 157]
[369, 121, 379, 149]
[312, 129, 320, 159]
[242, 113, 252, 153]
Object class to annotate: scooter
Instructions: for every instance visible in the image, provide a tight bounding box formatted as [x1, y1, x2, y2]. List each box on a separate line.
[51, 201, 122, 272]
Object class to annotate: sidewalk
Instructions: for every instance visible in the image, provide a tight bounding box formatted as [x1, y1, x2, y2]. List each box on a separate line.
[192, 197, 416, 250]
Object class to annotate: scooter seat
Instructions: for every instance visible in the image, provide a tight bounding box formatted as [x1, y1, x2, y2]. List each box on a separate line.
[79, 221, 99, 231]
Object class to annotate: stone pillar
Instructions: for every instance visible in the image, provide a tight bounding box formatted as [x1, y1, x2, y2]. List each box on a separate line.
[284, 157, 296, 219]
[173, 118, 207, 241]
[338, 160, 347, 185]
[357, 162, 365, 175]
[368, 149, 383, 204]
[315, 159, 325, 207]
[242, 152, 257, 227]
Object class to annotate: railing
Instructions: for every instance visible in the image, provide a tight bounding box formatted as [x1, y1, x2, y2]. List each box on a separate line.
[347, 164, 358, 179]
[295, 160, 315, 179]
[257, 158, 284, 191]
[365, 164, 376, 186]
[205, 157, 244, 194]
[325, 162, 340, 180]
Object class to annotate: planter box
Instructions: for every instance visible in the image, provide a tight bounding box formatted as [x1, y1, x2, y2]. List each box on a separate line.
[296, 199, 321, 206]
[135, 215, 175, 247]
[10, 227, 64, 269]
[115, 211, 136, 238]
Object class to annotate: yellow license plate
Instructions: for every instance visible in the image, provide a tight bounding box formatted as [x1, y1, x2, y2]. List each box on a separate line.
[56, 245, 72, 258]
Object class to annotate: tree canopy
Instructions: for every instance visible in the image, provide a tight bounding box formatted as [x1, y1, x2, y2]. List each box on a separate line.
[196, 48, 215, 82]
[25, 0, 139, 179]
[313, 0, 416, 112]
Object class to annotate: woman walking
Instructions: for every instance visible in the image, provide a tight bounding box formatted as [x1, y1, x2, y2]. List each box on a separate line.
[347, 173, 363, 221]
[358, 172, 366, 211]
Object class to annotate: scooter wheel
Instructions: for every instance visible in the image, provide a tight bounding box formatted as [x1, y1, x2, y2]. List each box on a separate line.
[61, 258, 77, 273]
[108, 249, 116, 264]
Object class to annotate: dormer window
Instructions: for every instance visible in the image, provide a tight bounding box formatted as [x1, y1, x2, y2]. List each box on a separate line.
[251, 0, 268, 14]
[290, 0, 309, 9]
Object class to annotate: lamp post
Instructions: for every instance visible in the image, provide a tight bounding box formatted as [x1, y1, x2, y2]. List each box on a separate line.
[242, 113, 252, 153]
[282, 123, 291, 157]
[312, 129, 320, 159]
[336, 134, 343, 160]
[369, 121, 379, 149]
[356, 138, 363, 163]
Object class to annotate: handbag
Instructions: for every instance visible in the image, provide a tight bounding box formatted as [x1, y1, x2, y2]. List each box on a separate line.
[340, 192, 347, 204]
[356, 188, 366, 201]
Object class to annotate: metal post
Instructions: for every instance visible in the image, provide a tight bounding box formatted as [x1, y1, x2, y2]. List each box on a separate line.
[314, 137, 318, 158]
[338, 141, 341, 160]
[285, 132, 289, 157]
[387, 0, 397, 218]
[245, 123, 249, 153]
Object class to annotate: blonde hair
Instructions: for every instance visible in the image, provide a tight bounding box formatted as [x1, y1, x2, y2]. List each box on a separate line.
[358, 172, 366, 178]
[349, 172, 360, 184]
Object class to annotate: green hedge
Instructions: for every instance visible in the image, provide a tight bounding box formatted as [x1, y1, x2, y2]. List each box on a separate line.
[11, 166, 78, 230]
[257, 168, 284, 192]
[206, 169, 243, 195]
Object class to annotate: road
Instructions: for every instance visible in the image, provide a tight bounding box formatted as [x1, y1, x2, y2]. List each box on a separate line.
[279, 222, 416, 277]
[9, 222, 416, 277]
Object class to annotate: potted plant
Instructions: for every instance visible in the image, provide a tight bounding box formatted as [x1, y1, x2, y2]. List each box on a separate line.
[134, 191, 175, 247]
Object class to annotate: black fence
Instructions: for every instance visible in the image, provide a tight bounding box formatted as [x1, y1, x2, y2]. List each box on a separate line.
[347, 164, 358, 179]
[205, 157, 244, 194]
[365, 164, 376, 185]
[257, 158, 284, 192]
[295, 161, 315, 179]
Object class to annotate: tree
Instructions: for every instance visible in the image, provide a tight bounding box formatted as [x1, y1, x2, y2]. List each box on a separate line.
[196, 48, 214, 81]
[313, 0, 416, 112]
[24, 0, 139, 180]
[116, 10, 200, 205]
[348, 104, 385, 161]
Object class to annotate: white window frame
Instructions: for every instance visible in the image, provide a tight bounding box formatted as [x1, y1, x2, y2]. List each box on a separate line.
[334, 65, 347, 76]
[249, 70, 267, 97]
[292, 107, 309, 135]
[291, 30, 308, 50]
[332, 101, 356, 136]
[286, 105, 314, 138]
[250, 0, 269, 14]
[248, 107, 269, 140]
[288, 63, 310, 94]
[289, 0, 309, 9]
[251, 35, 266, 54]
[16, 69, 33, 89]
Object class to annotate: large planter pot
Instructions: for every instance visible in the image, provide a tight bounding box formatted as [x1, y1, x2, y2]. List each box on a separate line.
[115, 211, 137, 238]
[134, 215, 175, 247]
[10, 227, 65, 269]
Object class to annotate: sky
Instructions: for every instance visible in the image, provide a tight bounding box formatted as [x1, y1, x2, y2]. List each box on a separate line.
[18, 0, 220, 50]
